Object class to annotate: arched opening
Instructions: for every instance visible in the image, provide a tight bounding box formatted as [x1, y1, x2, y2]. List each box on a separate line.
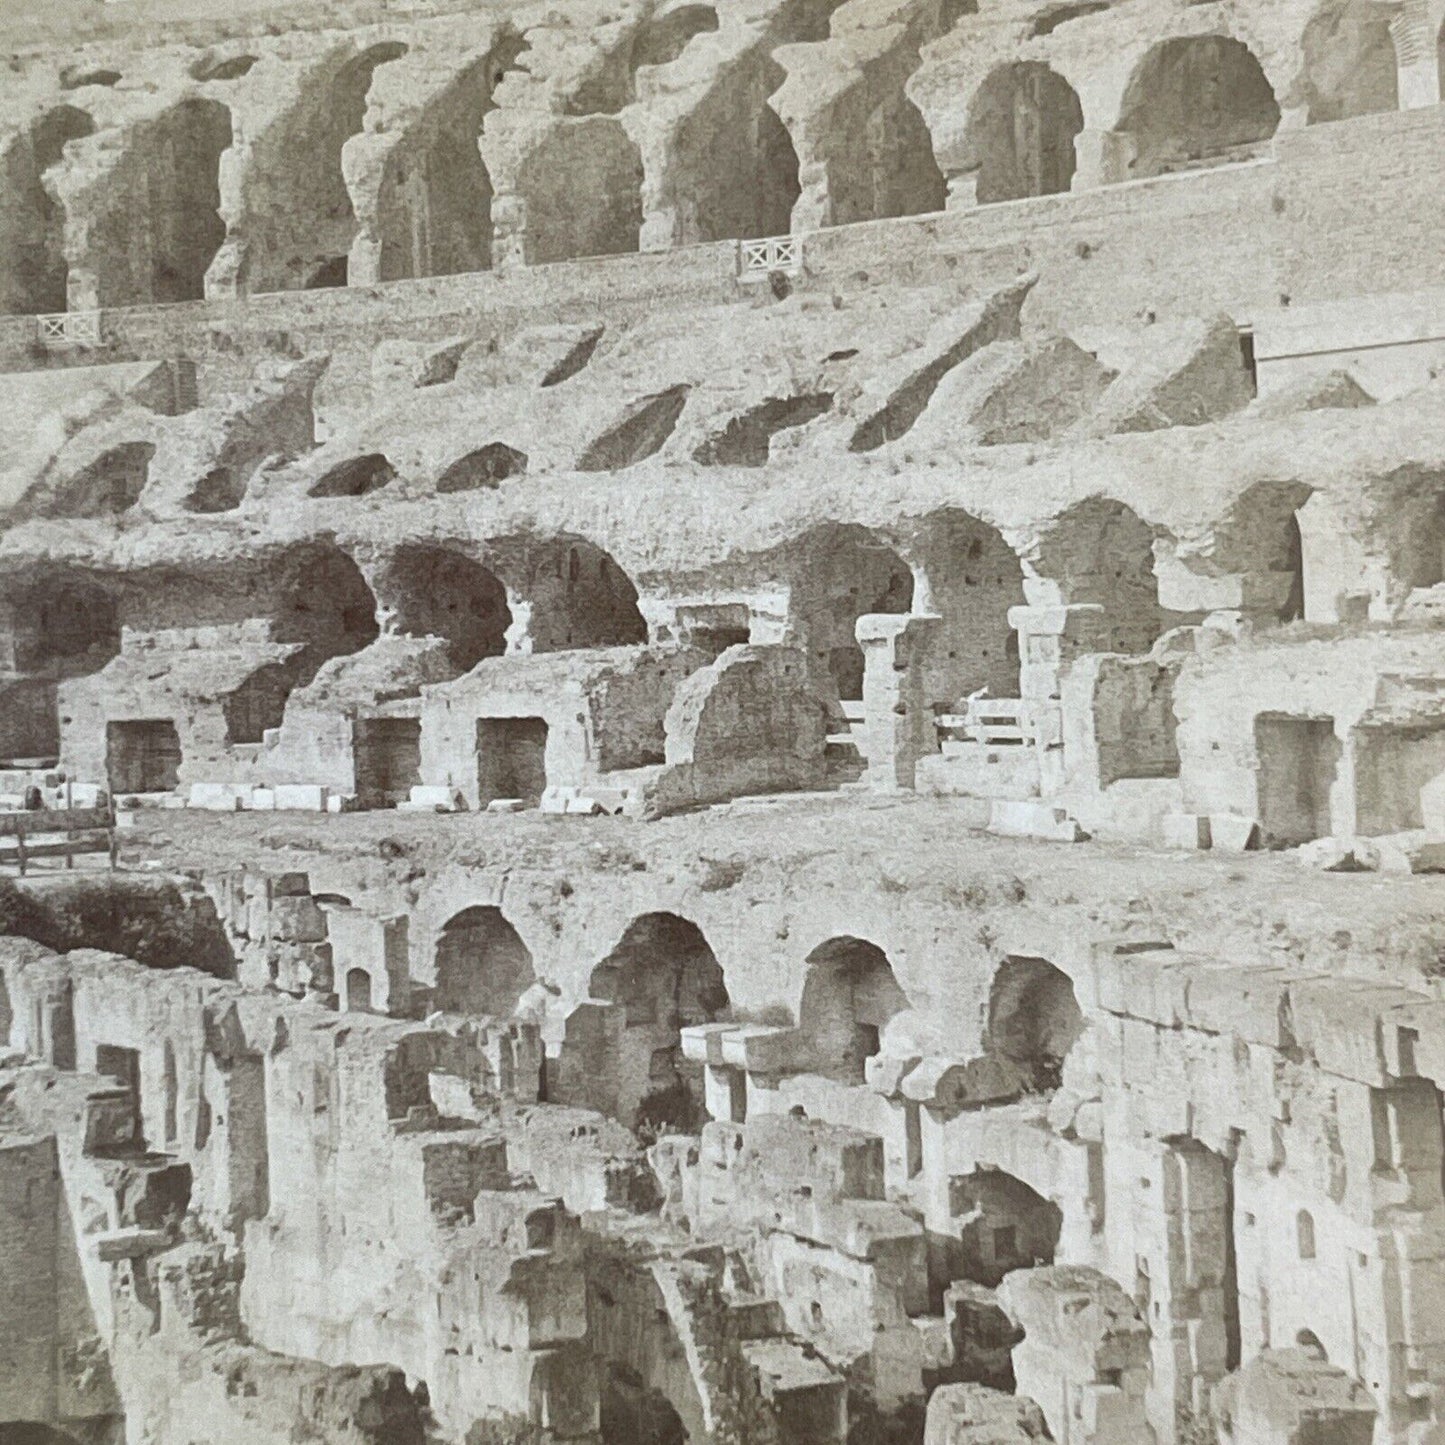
[911, 509, 1028, 707]
[822, 79, 945, 227]
[1033, 498, 1164, 654]
[345, 967, 374, 1013]
[0, 105, 94, 316]
[375, 35, 527, 280]
[1299, 1, 1399, 123]
[588, 912, 729, 1136]
[508, 537, 648, 653]
[797, 936, 908, 1084]
[7, 572, 120, 676]
[291, 42, 407, 289]
[962, 63, 1083, 204]
[44, 441, 155, 519]
[514, 117, 643, 264]
[273, 544, 380, 665]
[382, 545, 511, 671]
[1118, 36, 1280, 180]
[308, 452, 397, 498]
[791, 526, 914, 702]
[984, 956, 1083, 1092]
[436, 442, 528, 492]
[148, 98, 233, 301]
[601, 1363, 689, 1445]
[433, 906, 534, 1018]
[949, 1169, 1061, 1285]
[205, 543, 382, 739]
[674, 62, 801, 243]
[1296, 1330, 1328, 1362]
[1297, 1210, 1316, 1260]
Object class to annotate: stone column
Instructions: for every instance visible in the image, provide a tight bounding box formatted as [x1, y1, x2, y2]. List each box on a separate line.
[1071, 129, 1136, 190]
[857, 612, 941, 792]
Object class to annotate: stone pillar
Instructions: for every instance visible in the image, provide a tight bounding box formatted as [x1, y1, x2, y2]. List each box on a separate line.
[857, 612, 941, 792]
[1000, 1265, 1156, 1445]
[1072, 129, 1136, 190]
[1009, 605, 1110, 702]
[1392, 3, 1442, 110]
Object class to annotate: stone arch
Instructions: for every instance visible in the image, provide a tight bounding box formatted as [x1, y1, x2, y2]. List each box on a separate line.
[961, 62, 1083, 204]
[510, 118, 643, 265]
[5, 569, 120, 677]
[1117, 36, 1280, 180]
[984, 956, 1083, 1091]
[1031, 497, 1164, 654]
[213, 544, 380, 741]
[790, 525, 914, 702]
[501, 536, 648, 653]
[234, 41, 407, 293]
[0, 105, 94, 315]
[1298, 0, 1399, 123]
[272, 543, 380, 665]
[1296, 1330, 1329, 1362]
[587, 912, 729, 1135]
[950, 1168, 1062, 1286]
[146, 98, 233, 302]
[379, 545, 512, 671]
[433, 905, 535, 1017]
[371, 35, 527, 281]
[682, 71, 800, 244]
[907, 509, 1028, 707]
[797, 936, 909, 1084]
[1185, 480, 1314, 625]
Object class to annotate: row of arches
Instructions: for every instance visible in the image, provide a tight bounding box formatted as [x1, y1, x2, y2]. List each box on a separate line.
[13, 2, 1432, 309]
[416, 901, 1085, 1137]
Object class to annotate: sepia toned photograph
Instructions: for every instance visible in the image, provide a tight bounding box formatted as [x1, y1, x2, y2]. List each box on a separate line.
[0, 0, 1440, 1441]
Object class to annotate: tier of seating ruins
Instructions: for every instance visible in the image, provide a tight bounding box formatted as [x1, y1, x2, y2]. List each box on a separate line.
[4, 0, 1445, 1441]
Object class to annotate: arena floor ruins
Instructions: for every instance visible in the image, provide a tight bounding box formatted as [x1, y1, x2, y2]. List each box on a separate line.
[4, 0, 1445, 1440]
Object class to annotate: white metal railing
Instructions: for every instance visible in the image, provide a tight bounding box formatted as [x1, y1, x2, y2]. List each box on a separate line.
[938, 698, 1033, 748]
[740, 236, 803, 277]
[36, 311, 103, 348]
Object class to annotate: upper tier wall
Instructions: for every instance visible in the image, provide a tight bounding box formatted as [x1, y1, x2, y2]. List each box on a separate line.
[2, 105, 1443, 415]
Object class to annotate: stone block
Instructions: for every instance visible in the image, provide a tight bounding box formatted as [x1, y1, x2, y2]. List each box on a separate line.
[251, 787, 277, 811]
[988, 800, 1085, 842]
[1161, 813, 1211, 850]
[94, 1227, 170, 1262]
[273, 784, 328, 812]
[486, 797, 527, 813]
[402, 785, 466, 812]
[187, 783, 241, 811]
[1210, 814, 1261, 851]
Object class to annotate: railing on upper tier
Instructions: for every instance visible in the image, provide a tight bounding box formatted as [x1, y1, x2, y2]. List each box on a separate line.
[35, 311, 104, 348]
[739, 236, 803, 278]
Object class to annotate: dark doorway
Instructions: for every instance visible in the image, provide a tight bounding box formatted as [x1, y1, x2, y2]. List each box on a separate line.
[353, 717, 422, 807]
[476, 717, 548, 804]
[106, 719, 182, 794]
